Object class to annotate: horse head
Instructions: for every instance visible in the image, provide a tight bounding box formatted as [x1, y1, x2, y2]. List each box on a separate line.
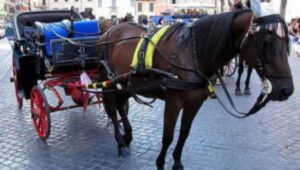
[233, 11, 293, 103]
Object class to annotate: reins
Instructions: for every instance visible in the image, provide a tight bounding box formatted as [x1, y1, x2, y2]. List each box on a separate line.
[214, 72, 269, 118]
[189, 25, 259, 119]
[209, 13, 291, 118]
[239, 15, 255, 50]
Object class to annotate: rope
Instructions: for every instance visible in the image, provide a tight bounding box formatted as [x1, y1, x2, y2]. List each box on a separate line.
[213, 72, 271, 118]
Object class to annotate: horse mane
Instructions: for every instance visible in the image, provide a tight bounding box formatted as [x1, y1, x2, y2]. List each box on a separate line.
[180, 10, 251, 67]
[191, 12, 237, 63]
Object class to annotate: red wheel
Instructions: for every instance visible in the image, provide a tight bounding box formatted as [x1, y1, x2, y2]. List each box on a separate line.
[12, 60, 23, 109]
[223, 57, 238, 77]
[30, 86, 51, 140]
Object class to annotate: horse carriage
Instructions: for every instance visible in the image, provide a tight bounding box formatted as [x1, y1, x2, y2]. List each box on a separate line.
[8, 10, 102, 139]
[223, 57, 238, 76]
[5, 2, 294, 169]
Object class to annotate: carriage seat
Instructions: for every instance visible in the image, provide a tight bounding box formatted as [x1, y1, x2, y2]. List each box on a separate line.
[34, 19, 100, 57]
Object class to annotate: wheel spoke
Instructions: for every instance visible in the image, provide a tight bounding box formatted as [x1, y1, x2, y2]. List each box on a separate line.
[30, 86, 50, 139]
[39, 117, 45, 136]
[37, 118, 41, 131]
[41, 117, 48, 137]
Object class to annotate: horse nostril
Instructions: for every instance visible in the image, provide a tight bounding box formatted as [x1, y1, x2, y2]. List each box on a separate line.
[280, 88, 291, 98]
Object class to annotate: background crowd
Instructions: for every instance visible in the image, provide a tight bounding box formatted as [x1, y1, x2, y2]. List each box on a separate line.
[289, 18, 300, 57]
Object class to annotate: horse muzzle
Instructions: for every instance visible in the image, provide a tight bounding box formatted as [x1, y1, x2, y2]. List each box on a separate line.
[266, 77, 294, 101]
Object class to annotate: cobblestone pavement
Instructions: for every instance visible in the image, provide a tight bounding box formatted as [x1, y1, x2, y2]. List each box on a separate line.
[0, 38, 300, 170]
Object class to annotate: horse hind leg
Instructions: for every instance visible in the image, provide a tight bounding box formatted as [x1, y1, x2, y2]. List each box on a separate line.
[116, 97, 132, 147]
[156, 94, 182, 170]
[103, 95, 129, 157]
[172, 100, 203, 170]
[244, 66, 253, 95]
[235, 59, 244, 96]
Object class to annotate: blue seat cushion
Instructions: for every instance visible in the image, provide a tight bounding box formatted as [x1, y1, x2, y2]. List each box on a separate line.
[35, 20, 100, 56]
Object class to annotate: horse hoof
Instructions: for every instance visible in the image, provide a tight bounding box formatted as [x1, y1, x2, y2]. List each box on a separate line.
[118, 146, 130, 157]
[244, 88, 251, 95]
[123, 134, 132, 146]
[172, 162, 184, 170]
[235, 89, 242, 96]
[157, 167, 164, 170]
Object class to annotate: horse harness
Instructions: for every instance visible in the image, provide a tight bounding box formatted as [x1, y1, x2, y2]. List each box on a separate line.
[90, 13, 289, 118]
[95, 24, 215, 97]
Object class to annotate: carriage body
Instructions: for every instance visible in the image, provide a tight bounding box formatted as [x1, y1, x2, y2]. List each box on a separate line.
[10, 10, 102, 139]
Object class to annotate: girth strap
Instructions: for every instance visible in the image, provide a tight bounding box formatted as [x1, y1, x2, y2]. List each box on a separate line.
[162, 78, 206, 91]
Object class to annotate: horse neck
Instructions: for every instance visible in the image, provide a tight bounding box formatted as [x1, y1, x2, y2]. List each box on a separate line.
[187, 14, 232, 75]
[208, 11, 253, 74]
[199, 45, 237, 76]
[192, 11, 253, 76]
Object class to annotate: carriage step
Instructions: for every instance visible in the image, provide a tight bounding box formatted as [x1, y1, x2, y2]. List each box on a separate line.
[10, 77, 15, 82]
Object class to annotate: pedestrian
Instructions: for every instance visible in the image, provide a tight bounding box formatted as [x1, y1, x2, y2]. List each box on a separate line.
[157, 17, 165, 28]
[289, 18, 299, 43]
[298, 18, 300, 31]
[289, 18, 300, 57]
[142, 17, 148, 27]
[147, 16, 156, 31]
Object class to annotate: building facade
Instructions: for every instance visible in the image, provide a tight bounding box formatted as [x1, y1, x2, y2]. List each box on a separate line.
[47, 0, 136, 19]
[0, 0, 35, 24]
[1, 0, 18, 22]
[155, 0, 217, 15]
[136, 0, 155, 17]
[154, 0, 174, 15]
[175, 0, 217, 14]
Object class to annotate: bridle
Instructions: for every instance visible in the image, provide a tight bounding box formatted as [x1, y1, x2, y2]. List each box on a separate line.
[239, 14, 268, 79]
[238, 14, 292, 79]
[239, 15, 255, 51]
[215, 13, 293, 118]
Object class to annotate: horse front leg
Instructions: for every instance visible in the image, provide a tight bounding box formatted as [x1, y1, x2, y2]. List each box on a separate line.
[235, 59, 244, 96]
[116, 97, 132, 147]
[244, 66, 253, 95]
[103, 95, 129, 157]
[156, 93, 182, 170]
[172, 100, 203, 170]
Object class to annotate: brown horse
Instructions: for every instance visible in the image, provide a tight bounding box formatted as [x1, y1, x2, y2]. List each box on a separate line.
[97, 10, 293, 170]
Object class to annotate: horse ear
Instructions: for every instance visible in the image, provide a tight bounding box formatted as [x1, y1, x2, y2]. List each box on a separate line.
[250, 0, 262, 17]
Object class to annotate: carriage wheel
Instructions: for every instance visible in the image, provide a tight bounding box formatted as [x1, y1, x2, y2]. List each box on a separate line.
[30, 86, 51, 140]
[223, 57, 238, 77]
[12, 61, 23, 109]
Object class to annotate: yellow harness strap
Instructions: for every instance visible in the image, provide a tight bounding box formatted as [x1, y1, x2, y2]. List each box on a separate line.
[131, 26, 170, 69]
